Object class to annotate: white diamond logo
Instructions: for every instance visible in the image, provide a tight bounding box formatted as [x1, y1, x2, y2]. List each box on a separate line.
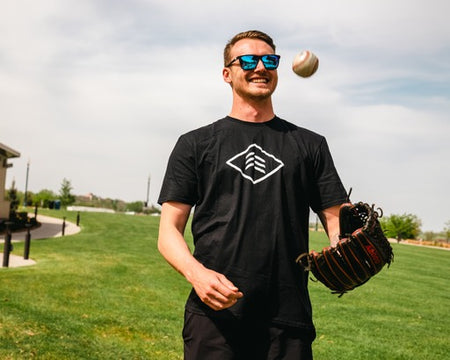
[226, 144, 284, 184]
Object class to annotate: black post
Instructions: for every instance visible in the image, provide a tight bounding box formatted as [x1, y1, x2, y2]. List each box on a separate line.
[2, 222, 13, 268]
[24, 223, 32, 260]
[34, 205, 38, 218]
[76, 212, 80, 227]
[62, 217, 66, 236]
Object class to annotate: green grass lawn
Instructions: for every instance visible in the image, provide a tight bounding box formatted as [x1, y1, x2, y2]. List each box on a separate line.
[1, 210, 449, 359]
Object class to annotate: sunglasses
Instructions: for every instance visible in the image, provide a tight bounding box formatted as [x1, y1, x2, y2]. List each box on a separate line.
[226, 54, 281, 70]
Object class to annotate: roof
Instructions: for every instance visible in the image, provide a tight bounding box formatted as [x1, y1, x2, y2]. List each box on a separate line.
[0, 143, 20, 159]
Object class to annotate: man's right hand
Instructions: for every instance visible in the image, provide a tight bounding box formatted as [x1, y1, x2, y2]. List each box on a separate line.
[187, 264, 244, 311]
[158, 201, 244, 311]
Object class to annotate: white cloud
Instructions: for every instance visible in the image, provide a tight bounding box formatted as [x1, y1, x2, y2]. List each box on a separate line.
[1, 0, 449, 231]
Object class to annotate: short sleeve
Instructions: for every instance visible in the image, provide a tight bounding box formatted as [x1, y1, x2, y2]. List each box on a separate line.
[158, 135, 199, 206]
[310, 138, 347, 212]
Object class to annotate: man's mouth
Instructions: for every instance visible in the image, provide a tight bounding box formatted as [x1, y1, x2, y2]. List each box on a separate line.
[249, 78, 269, 83]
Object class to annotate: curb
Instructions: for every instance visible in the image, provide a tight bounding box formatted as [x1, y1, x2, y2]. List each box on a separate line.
[1, 215, 81, 268]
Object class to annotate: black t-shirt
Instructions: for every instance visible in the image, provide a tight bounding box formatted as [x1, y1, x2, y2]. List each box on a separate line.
[159, 116, 347, 329]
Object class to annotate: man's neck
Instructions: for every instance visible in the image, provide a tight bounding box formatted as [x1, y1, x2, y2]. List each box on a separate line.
[229, 96, 275, 123]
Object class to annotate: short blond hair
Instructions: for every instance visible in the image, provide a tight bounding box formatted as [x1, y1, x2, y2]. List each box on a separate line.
[223, 30, 276, 66]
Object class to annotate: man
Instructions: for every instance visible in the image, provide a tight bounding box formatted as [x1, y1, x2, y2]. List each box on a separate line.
[158, 30, 347, 359]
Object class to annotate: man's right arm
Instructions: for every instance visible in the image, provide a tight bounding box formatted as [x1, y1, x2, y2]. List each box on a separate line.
[158, 201, 243, 310]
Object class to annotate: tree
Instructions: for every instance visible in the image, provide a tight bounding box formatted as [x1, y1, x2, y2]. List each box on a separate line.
[126, 201, 144, 213]
[33, 189, 57, 208]
[380, 213, 421, 242]
[422, 231, 435, 242]
[23, 191, 34, 207]
[444, 220, 450, 243]
[6, 180, 20, 215]
[59, 178, 75, 207]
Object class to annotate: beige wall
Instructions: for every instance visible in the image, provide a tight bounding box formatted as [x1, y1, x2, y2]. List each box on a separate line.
[0, 201, 10, 219]
[0, 155, 10, 219]
[0, 144, 20, 219]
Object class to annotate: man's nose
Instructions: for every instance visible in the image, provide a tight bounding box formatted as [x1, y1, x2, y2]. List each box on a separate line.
[254, 58, 266, 71]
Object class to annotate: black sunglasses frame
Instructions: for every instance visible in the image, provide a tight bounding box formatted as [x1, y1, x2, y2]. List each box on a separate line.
[226, 54, 281, 70]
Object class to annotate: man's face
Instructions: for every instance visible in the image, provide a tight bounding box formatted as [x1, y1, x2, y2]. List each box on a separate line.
[223, 39, 278, 101]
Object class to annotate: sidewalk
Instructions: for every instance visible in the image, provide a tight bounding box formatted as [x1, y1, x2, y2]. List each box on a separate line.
[1, 214, 81, 268]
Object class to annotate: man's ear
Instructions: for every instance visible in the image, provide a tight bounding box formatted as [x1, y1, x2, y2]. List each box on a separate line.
[222, 67, 232, 84]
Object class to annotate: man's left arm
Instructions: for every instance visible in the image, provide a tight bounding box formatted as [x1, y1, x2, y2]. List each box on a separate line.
[318, 204, 342, 247]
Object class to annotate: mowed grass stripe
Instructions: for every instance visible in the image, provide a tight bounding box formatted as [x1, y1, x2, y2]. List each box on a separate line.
[1, 211, 449, 359]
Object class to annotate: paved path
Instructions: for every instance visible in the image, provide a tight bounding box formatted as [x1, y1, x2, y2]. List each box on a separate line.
[1, 214, 81, 268]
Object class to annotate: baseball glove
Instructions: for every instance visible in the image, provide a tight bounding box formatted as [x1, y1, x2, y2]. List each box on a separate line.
[297, 198, 394, 296]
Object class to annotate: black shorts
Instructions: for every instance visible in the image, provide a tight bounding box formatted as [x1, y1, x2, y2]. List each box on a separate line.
[183, 310, 315, 360]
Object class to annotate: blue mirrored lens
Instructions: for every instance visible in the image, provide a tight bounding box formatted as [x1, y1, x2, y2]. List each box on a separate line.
[262, 55, 279, 69]
[238, 55, 280, 70]
[239, 55, 259, 70]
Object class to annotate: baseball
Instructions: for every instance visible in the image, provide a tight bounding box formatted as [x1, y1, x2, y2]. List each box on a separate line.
[292, 50, 319, 78]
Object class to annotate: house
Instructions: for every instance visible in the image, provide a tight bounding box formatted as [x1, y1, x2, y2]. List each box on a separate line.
[0, 143, 20, 219]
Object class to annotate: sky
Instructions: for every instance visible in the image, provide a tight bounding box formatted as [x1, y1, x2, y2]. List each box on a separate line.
[1, 0, 449, 232]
